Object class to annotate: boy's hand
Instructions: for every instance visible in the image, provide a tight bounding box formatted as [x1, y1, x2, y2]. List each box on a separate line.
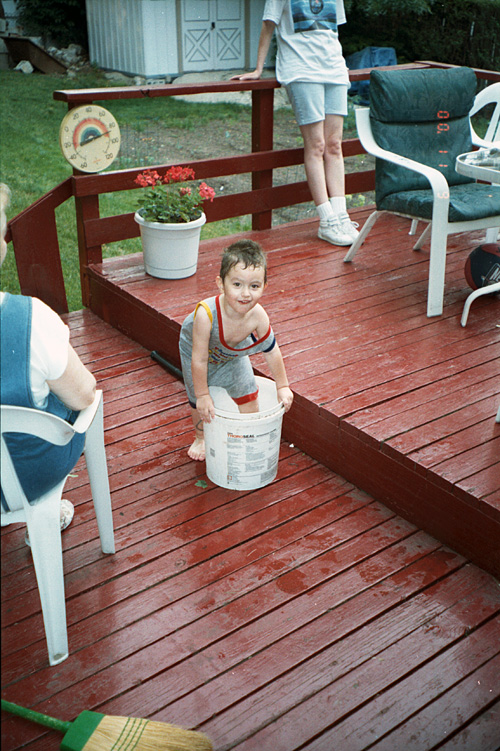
[277, 386, 294, 412]
[196, 394, 216, 423]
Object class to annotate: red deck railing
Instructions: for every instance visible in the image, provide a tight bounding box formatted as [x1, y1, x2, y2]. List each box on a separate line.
[5, 62, 500, 314]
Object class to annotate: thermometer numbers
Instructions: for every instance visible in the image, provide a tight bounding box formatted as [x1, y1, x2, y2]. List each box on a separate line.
[59, 105, 121, 173]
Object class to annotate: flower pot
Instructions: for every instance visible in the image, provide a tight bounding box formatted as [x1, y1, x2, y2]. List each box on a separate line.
[134, 211, 206, 279]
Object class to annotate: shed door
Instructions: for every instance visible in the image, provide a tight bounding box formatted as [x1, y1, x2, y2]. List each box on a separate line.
[181, 0, 244, 71]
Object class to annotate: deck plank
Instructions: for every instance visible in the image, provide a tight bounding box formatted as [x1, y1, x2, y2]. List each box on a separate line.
[364, 654, 500, 751]
[436, 698, 500, 751]
[297, 620, 500, 751]
[199, 574, 499, 750]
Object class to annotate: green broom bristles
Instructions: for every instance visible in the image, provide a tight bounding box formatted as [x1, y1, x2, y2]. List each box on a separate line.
[71, 714, 214, 751]
[1, 700, 213, 751]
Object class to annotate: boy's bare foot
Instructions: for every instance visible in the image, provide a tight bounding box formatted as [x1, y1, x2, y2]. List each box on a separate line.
[188, 437, 206, 461]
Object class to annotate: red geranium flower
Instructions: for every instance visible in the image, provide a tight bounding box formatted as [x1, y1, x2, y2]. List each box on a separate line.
[134, 169, 161, 187]
[164, 166, 195, 184]
[199, 182, 216, 202]
[135, 166, 214, 224]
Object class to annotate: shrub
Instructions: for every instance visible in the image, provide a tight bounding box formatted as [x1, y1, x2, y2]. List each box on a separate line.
[16, 0, 88, 49]
[342, 0, 499, 70]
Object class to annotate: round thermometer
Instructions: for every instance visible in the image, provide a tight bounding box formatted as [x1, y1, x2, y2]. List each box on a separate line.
[59, 104, 121, 173]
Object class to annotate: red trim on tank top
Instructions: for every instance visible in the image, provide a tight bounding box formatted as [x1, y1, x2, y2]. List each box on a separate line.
[215, 295, 272, 352]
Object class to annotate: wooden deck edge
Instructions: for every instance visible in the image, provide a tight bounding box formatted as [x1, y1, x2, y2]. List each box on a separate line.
[87, 268, 182, 366]
[86, 269, 500, 580]
[283, 399, 500, 579]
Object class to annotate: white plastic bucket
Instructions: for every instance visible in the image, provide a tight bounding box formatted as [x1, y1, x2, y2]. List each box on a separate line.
[204, 376, 285, 490]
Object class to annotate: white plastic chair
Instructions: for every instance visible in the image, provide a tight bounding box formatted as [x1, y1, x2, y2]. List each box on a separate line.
[459, 82, 500, 325]
[470, 81, 500, 246]
[470, 82, 500, 147]
[1, 390, 115, 666]
[408, 82, 500, 243]
[460, 281, 500, 326]
[344, 107, 500, 317]
[344, 69, 500, 317]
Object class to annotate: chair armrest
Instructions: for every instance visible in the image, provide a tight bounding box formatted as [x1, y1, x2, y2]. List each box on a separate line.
[71, 390, 102, 435]
[355, 107, 450, 197]
[470, 131, 492, 149]
[469, 83, 500, 148]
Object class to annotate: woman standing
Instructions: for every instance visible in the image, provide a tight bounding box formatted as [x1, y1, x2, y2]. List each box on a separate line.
[233, 0, 358, 246]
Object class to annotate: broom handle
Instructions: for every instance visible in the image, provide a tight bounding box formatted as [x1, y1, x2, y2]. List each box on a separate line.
[1, 699, 71, 734]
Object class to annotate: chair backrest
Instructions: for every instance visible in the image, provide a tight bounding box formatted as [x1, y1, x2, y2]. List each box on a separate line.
[1, 405, 76, 444]
[369, 67, 477, 204]
[1, 405, 78, 515]
[469, 82, 500, 145]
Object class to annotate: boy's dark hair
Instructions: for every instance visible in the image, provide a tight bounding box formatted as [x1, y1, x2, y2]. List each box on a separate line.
[220, 240, 267, 283]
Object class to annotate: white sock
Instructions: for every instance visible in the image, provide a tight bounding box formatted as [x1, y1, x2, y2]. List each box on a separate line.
[330, 196, 347, 216]
[317, 201, 335, 222]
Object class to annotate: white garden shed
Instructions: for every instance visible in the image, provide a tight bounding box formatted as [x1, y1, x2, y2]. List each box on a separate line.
[85, 0, 267, 80]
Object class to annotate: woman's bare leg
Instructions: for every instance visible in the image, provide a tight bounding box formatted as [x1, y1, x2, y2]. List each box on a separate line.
[300, 120, 329, 206]
[323, 114, 345, 199]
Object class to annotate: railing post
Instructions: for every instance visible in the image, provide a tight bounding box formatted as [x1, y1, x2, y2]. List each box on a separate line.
[8, 183, 71, 314]
[75, 192, 102, 308]
[251, 87, 275, 231]
[62, 100, 104, 308]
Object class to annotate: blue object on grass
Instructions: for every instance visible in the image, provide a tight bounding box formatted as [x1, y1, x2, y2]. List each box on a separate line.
[346, 47, 397, 105]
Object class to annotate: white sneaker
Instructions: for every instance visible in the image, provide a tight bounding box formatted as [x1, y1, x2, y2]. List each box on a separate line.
[25, 499, 74, 547]
[338, 212, 360, 242]
[318, 217, 352, 246]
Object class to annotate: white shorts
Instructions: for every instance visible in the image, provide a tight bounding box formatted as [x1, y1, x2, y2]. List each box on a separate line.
[286, 82, 349, 126]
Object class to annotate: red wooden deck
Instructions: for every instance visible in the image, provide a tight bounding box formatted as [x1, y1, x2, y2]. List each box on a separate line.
[87, 206, 500, 577]
[2, 209, 500, 750]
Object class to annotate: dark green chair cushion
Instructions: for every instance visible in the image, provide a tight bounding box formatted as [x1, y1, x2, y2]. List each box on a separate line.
[373, 119, 474, 203]
[369, 67, 478, 205]
[378, 183, 500, 222]
[369, 67, 477, 123]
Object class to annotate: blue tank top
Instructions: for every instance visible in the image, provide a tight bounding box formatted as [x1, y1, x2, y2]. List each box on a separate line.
[0, 293, 85, 507]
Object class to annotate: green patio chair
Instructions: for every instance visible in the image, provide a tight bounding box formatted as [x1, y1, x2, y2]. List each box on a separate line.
[344, 67, 500, 317]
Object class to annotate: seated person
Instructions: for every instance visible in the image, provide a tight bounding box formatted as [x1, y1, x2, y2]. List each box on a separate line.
[0, 184, 97, 542]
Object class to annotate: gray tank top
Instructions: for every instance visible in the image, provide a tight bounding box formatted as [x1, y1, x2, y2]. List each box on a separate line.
[179, 295, 276, 365]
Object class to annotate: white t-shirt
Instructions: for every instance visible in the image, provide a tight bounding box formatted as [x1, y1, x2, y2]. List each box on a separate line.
[263, 0, 349, 87]
[0, 292, 69, 408]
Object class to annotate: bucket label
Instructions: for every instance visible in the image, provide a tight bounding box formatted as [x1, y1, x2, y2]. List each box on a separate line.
[226, 428, 280, 483]
[260, 465, 278, 484]
[205, 378, 284, 490]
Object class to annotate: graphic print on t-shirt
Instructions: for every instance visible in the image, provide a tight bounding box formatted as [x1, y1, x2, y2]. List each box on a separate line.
[291, 0, 337, 32]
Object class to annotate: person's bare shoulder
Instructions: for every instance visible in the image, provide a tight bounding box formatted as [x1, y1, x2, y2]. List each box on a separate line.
[252, 303, 271, 334]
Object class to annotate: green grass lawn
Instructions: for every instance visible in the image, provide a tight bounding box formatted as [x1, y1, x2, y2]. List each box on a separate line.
[0, 69, 266, 310]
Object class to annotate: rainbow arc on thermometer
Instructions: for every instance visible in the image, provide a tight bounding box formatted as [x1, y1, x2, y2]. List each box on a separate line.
[74, 118, 108, 149]
[58, 105, 121, 173]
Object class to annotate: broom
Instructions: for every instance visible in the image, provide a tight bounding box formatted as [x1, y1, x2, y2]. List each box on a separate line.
[1, 699, 213, 751]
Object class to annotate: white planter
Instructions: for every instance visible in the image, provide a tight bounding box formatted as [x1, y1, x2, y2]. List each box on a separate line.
[134, 211, 206, 279]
